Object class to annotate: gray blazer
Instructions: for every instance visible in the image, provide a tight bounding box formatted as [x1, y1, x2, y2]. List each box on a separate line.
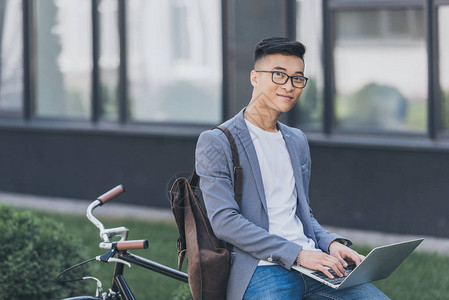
[195, 109, 349, 300]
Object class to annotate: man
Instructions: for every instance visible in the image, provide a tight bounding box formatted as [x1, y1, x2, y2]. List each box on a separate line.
[195, 37, 388, 299]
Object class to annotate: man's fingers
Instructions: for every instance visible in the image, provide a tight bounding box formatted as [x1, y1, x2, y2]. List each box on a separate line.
[348, 251, 363, 265]
[356, 254, 366, 264]
[334, 253, 348, 268]
[319, 262, 345, 279]
[300, 250, 349, 278]
[340, 248, 363, 266]
[323, 257, 346, 277]
[330, 261, 346, 277]
[318, 265, 335, 279]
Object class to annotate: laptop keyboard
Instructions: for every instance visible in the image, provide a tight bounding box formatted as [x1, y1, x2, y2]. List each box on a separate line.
[311, 263, 356, 285]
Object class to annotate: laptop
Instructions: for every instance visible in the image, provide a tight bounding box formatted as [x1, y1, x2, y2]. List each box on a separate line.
[292, 238, 424, 289]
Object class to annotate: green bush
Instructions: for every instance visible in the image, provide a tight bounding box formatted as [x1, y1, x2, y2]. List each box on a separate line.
[0, 205, 91, 299]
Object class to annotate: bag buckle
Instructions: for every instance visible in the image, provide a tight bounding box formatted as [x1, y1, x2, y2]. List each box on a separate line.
[233, 166, 241, 174]
[177, 249, 186, 270]
[177, 238, 185, 252]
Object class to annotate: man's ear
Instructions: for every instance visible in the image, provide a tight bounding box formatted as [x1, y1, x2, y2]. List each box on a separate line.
[250, 70, 258, 87]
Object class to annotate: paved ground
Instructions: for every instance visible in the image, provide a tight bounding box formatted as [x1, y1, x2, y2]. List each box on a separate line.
[2, 191, 449, 255]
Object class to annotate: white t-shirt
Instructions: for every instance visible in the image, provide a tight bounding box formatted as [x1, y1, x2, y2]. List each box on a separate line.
[244, 119, 319, 266]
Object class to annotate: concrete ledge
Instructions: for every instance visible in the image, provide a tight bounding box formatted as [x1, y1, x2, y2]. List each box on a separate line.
[325, 226, 449, 256]
[1, 191, 447, 255]
[0, 191, 173, 222]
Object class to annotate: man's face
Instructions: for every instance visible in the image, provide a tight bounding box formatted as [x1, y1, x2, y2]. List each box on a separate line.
[250, 53, 305, 114]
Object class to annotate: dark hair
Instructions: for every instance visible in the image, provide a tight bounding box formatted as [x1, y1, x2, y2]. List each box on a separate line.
[254, 37, 306, 66]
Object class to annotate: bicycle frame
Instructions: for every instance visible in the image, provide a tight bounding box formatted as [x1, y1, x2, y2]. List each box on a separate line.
[110, 251, 188, 300]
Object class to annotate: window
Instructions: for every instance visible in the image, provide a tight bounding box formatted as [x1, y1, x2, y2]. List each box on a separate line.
[333, 8, 427, 133]
[295, 0, 324, 130]
[34, 0, 93, 119]
[1, 0, 224, 125]
[126, 0, 222, 124]
[98, 0, 120, 121]
[439, 6, 449, 131]
[0, 0, 23, 116]
[293, 1, 449, 139]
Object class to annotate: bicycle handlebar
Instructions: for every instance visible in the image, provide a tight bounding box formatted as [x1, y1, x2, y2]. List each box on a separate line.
[88, 184, 128, 243]
[116, 240, 149, 250]
[63, 186, 188, 299]
[88, 185, 149, 250]
[97, 184, 125, 205]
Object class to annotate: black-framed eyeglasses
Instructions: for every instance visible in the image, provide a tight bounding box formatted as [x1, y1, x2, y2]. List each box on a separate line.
[255, 70, 308, 89]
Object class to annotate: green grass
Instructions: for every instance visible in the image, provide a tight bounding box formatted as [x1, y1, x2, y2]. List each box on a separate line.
[354, 245, 449, 299]
[44, 212, 190, 299]
[25, 209, 449, 299]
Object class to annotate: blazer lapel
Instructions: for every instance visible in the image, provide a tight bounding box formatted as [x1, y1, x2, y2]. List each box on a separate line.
[234, 111, 268, 213]
[279, 124, 314, 236]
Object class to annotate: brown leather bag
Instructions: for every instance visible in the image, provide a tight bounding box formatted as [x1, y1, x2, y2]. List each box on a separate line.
[169, 126, 242, 300]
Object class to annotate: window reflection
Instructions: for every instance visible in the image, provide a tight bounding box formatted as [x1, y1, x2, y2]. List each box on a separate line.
[35, 0, 92, 119]
[334, 9, 427, 132]
[295, 0, 323, 130]
[0, 0, 23, 115]
[98, 0, 119, 121]
[127, 0, 222, 124]
[439, 6, 449, 131]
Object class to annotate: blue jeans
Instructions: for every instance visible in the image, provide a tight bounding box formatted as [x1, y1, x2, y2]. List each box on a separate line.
[243, 266, 390, 300]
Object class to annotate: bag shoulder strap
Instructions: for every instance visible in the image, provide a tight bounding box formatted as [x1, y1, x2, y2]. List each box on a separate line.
[190, 126, 242, 207]
[214, 126, 242, 207]
[185, 126, 242, 258]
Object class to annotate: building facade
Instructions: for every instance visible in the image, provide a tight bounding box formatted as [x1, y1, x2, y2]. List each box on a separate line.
[1, 0, 448, 237]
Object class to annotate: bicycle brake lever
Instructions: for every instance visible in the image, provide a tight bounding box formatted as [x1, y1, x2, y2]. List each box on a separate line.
[98, 247, 117, 262]
[108, 257, 131, 267]
[95, 255, 131, 267]
[82, 276, 105, 297]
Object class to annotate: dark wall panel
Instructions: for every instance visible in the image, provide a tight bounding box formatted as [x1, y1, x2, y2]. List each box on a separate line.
[1, 129, 449, 237]
[308, 143, 449, 238]
[0, 129, 197, 208]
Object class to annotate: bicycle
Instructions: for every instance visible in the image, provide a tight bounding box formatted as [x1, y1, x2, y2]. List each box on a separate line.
[58, 185, 188, 300]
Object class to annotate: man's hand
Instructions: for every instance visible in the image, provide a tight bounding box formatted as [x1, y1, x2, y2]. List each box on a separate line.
[328, 240, 365, 268]
[298, 242, 365, 280]
[298, 250, 348, 279]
